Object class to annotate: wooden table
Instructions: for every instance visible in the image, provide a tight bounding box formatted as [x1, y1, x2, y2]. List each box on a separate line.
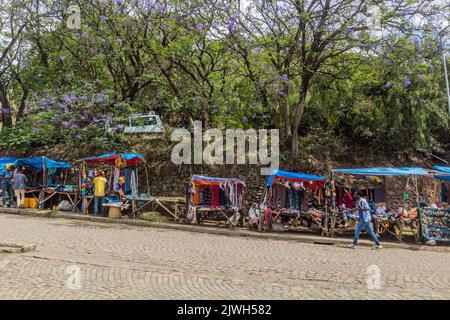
[39, 189, 79, 211]
[124, 196, 186, 221]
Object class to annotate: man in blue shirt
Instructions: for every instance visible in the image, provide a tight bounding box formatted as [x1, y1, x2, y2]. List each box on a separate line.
[349, 191, 382, 249]
[1, 164, 15, 207]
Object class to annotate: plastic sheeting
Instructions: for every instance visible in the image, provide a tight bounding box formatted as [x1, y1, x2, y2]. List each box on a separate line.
[435, 175, 450, 182]
[266, 170, 326, 187]
[332, 167, 430, 176]
[191, 175, 245, 186]
[15, 157, 70, 172]
[434, 166, 450, 173]
[79, 153, 143, 167]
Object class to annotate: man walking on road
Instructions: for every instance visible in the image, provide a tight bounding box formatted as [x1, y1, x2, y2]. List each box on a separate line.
[349, 191, 382, 249]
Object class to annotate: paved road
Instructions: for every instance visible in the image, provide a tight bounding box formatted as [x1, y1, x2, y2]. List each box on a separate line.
[0, 213, 449, 300]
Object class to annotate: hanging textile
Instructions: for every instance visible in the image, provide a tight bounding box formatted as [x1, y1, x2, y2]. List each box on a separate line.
[130, 171, 137, 197]
[375, 186, 386, 203]
[212, 185, 220, 207]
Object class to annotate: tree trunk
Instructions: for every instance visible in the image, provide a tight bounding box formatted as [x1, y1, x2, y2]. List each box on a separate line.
[291, 93, 307, 155]
[0, 80, 12, 129]
[290, 75, 311, 155]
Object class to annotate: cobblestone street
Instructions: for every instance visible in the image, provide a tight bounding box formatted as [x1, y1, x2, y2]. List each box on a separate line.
[0, 213, 449, 300]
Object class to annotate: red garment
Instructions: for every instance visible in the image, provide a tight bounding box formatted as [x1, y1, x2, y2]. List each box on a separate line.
[211, 186, 220, 207]
[338, 190, 353, 209]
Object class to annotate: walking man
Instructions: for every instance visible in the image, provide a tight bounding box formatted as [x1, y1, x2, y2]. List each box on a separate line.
[13, 168, 28, 208]
[1, 164, 15, 207]
[349, 191, 382, 249]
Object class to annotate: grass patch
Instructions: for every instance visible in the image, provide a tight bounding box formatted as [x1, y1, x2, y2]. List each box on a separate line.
[36, 210, 56, 218]
[138, 211, 169, 223]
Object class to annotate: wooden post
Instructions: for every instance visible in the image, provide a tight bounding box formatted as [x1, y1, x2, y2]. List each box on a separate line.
[144, 162, 150, 195]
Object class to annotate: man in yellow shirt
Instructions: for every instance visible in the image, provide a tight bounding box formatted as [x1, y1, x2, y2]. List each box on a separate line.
[93, 170, 107, 216]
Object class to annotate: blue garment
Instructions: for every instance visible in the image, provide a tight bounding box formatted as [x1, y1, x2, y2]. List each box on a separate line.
[353, 220, 381, 246]
[357, 197, 371, 222]
[93, 196, 105, 216]
[1, 169, 13, 186]
[13, 173, 28, 190]
[2, 183, 13, 206]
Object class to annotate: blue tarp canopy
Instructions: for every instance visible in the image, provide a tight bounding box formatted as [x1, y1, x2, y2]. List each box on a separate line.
[266, 170, 326, 187]
[332, 167, 430, 176]
[434, 166, 450, 174]
[435, 175, 450, 182]
[192, 175, 245, 186]
[15, 157, 71, 172]
[432, 167, 450, 182]
[79, 153, 143, 167]
[0, 158, 17, 169]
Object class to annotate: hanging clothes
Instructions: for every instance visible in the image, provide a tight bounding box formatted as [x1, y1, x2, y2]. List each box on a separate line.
[212, 185, 220, 207]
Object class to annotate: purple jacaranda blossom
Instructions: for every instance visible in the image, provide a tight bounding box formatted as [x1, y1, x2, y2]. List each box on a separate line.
[404, 77, 411, 87]
[242, 116, 248, 123]
[281, 74, 288, 81]
[197, 23, 204, 30]
[229, 20, 238, 31]
[144, 0, 154, 12]
[70, 124, 79, 129]
[158, 3, 165, 14]
[385, 81, 392, 88]
[62, 121, 69, 126]
[98, 36, 106, 43]
[92, 117, 99, 123]
[117, 38, 123, 44]
[99, 15, 107, 22]
[82, 31, 89, 37]
[279, 91, 286, 96]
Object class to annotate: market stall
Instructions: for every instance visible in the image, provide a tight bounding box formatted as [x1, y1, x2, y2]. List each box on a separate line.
[14, 157, 73, 209]
[259, 170, 328, 235]
[330, 167, 431, 241]
[76, 152, 149, 216]
[432, 166, 450, 204]
[186, 175, 245, 227]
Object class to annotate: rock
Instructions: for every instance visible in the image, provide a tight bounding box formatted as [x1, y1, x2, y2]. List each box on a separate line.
[425, 240, 436, 246]
[20, 243, 37, 253]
